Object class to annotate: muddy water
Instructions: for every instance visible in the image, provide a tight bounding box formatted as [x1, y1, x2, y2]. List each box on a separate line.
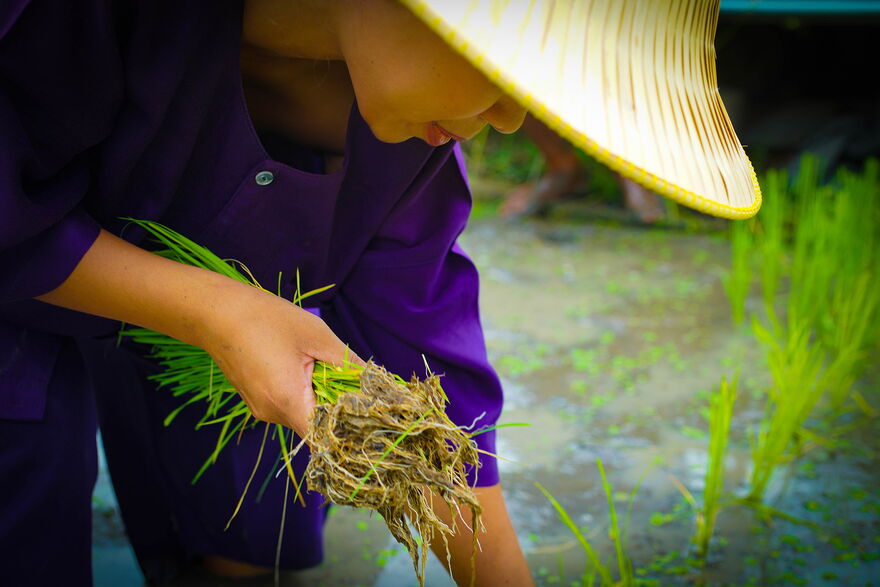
[93, 211, 879, 586]
[466, 216, 877, 587]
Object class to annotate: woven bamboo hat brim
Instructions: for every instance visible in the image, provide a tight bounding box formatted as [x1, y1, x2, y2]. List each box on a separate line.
[399, 0, 762, 219]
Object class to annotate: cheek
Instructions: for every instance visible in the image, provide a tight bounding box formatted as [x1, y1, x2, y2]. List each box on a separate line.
[345, 66, 411, 142]
[346, 48, 500, 141]
[351, 72, 434, 143]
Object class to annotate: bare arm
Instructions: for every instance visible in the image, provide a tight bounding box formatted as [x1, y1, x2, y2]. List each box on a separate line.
[38, 229, 359, 436]
[429, 484, 534, 587]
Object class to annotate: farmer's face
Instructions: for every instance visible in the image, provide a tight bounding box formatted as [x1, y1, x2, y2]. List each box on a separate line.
[341, 0, 527, 146]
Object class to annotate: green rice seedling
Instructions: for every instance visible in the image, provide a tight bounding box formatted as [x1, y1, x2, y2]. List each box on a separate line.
[537, 458, 650, 586]
[746, 313, 835, 503]
[739, 156, 879, 349]
[787, 156, 838, 336]
[536, 482, 613, 587]
[723, 215, 754, 325]
[118, 219, 488, 586]
[823, 272, 880, 410]
[813, 163, 880, 409]
[663, 380, 735, 569]
[694, 376, 736, 560]
[864, 159, 880, 349]
[734, 158, 878, 481]
[741, 158, 880, 504]
[819, 161, 878, 292]
[598, 459, 635, 585]
[784, 157, 880, 410]
[755, 170, 787, 315]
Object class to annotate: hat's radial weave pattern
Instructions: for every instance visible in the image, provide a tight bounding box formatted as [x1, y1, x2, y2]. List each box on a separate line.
[401, 0, 761, 219]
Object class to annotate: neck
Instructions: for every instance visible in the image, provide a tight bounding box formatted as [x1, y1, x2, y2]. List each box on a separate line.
[242, 0, 343, 60]
[239, 1, 355, 156]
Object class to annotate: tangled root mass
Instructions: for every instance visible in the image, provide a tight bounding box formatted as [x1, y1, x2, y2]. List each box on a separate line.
[306, 362, 482, 585]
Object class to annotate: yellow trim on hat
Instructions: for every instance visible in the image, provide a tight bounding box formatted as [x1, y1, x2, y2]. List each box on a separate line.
[400, 0, 762, 220]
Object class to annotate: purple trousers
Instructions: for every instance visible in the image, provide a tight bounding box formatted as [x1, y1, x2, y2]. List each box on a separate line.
[83, 336, 329, 581]
[0, 336, 328, 586]
[0, 340, 97, 586]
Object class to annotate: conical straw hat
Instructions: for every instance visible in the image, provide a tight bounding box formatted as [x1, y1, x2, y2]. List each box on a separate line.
[400, 0, 761, 219]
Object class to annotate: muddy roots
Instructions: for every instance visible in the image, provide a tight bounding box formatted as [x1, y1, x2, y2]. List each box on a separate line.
[306, 362, 482, 585]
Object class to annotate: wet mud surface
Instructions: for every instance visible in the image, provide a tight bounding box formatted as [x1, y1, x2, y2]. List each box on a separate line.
[93, 208, 879, 586]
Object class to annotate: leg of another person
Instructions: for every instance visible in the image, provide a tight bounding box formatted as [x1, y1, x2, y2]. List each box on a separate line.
[500, 114, 582, 220]
[618, 176, 665, 224]
[0, 340, 97, 586]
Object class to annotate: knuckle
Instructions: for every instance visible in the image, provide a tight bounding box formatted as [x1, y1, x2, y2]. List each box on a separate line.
[250, 406, 268, 421]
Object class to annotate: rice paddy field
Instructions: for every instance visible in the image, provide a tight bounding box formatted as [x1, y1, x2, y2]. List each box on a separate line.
[92, 152, 880, 586]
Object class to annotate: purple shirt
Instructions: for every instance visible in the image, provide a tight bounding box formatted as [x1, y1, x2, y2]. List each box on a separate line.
[0, 0, 501, 485]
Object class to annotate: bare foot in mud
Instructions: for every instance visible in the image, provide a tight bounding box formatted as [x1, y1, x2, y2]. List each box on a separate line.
[619, 176, 665, 224]
[499, 164, 582, 220]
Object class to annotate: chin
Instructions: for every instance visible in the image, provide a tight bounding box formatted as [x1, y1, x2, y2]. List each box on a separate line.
[369, 127, 412, 144]
[360, 113, 412, 144]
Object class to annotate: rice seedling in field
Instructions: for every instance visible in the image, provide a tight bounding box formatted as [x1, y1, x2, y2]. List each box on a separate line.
[536, 482, 614, 586]
[661, 378, 736, 570]
[755, 170, 787, 314]
[805, 161, 880, 410]
[723, 213, 753, 325]
[693, 376, 736, 560]
[728, 156, 879, 358]
[537, 458, 651, 586]
[787, 158, 880, 366]
[119, 219, 487, 586]
[724, 157, 879, 503]
[599, 459, 635, 586]
[747, 314, 838, 503]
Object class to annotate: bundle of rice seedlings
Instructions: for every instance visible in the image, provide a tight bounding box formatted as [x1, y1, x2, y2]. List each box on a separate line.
[120, 219, 483, 585]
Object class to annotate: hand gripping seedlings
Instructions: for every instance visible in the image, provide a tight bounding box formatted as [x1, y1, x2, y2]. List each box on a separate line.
[120, 219, 483, 586]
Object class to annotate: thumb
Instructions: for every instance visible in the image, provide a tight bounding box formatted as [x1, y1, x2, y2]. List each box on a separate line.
[291, 362, 318, 438]
[309, 325, 367, 369]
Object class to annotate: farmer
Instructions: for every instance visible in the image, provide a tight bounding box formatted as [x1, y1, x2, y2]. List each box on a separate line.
[0, 1, 759, 585]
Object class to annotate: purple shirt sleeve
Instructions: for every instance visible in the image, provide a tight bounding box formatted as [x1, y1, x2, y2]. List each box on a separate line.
[0, 0, 120, 301]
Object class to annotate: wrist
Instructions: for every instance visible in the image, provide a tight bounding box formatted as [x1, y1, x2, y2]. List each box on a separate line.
[183, 271, 262, 353]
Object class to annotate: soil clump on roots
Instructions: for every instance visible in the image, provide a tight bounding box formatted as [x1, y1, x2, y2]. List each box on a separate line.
[306, 362, 483, 585]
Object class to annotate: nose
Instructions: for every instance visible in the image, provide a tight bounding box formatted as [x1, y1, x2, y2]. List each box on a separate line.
[481, 94, 527, 134]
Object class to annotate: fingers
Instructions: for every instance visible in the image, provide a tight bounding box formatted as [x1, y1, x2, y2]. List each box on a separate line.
[301, 312, 367, 368]
[289, 361, 317, 438]
[344, 348, 368, 368]
[209, 298, 364, 437]
[236, 374, 314, 438]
